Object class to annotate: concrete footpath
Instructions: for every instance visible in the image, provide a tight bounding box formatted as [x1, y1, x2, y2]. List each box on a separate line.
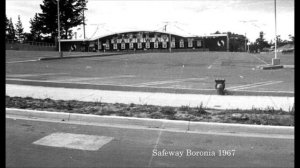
[6, 108, 294, 139]
[6, 84, 294, 111]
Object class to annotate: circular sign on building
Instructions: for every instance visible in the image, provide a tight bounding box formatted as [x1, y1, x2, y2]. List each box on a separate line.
[217, 40, 225, 46]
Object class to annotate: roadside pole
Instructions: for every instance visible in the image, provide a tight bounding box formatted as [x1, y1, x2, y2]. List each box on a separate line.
[57, 0, 63, 57]
[169, 33, 172, 52]
[272, 0, 280, 65]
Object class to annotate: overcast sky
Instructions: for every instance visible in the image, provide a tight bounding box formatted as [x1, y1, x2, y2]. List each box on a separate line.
[6, 0, 294, 42]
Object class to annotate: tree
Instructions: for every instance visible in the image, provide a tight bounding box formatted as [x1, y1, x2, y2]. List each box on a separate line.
[276, 35, 291, 47]
[275, 35, 281, 47]
[288, 34, 294, 44]
[255, 31, 269, 51]
[5, 15, 9, 38]
[15, 15, 24, 42]
[29, 13, 43, 41]
[33, 0, 88, 42]
[7, 18, 16, 41]
[23, 33, 34, 42]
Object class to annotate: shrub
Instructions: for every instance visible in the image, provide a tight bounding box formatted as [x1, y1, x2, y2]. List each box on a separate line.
[179, 105, 190, 111]
[160, 106, 176, 115]
[150, 112, 164, 119]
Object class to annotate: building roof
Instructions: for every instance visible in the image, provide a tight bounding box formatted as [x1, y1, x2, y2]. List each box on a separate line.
[60, 31, 229, 42]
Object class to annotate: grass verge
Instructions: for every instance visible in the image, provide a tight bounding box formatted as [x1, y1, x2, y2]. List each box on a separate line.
[6, 95, 294, 126]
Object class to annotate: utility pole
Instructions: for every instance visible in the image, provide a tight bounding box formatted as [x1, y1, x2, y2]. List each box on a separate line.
[164, 23, 171, 52]
[83, 9, 86, 39]
[272, 0, 280, 65]
[274, 0, 277, 59]
[57, 0, 62, 57]
[169, 32, 172, 52]
[245, 33, 247, 52]
[226, 33, 229, 52]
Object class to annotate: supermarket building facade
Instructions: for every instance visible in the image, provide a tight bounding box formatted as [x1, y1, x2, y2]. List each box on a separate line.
[60, 31, 246, 52]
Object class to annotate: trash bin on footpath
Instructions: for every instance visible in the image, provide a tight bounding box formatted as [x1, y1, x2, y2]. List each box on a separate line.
[215, 79, 226, 95]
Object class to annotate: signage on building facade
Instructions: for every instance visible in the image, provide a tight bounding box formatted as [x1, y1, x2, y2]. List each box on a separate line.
[188, 38, 193, 48]
[154, 42, 159, 48]
[72, 31, 245, 52]
[137, 43, 142, 49]
[180, 39, 184, 48]
[171, 41, 175, 48]
[162, 42, 167, 48]
[197, 40, 202, 47]
[121, 43, 125, 49]
[129, 43, 134, 49]
[217, 40, 225, 46]
[113, 44, 118, 50]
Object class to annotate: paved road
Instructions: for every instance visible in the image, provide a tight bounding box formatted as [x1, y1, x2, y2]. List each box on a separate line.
[6, 117, 294, 168]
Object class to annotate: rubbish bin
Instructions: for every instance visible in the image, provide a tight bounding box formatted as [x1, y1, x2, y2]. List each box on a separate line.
[215, 79, 225, 95]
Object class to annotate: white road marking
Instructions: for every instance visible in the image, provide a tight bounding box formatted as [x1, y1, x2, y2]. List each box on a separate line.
[6, 73, 69, 78]
[251, 54, 269, 65]
[148, 122, 165, 167]
[226, 81, 277, 90]
[51, 75, 135, 82]
[83, 57, 126, 61]
[130, 77, 208, 87]
[6, 60, 38, 64]
[207, 56, 222, 69]
[234, 81, 283, 91]
[6, 78, 140, 87]
[33, 132, 114, 151]
[227, 81, 283, 91]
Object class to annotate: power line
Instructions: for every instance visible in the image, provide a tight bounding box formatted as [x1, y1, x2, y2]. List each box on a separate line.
[172, 24, 196, 36]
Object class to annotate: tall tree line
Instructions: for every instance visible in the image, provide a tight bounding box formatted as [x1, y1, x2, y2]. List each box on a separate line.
[248, 31, 294, 53]
[6, 15, 16, 41]
[29, 0, 88, 43]
[6, 0, 88, 43]
[15, 15, 24, 42]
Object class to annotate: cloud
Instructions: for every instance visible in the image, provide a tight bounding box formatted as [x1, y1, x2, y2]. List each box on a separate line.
[6, 0, 43, 32]
[6, 0, 294, 42]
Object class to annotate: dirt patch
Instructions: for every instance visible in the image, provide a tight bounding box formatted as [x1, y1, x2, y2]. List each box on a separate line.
[6, 96, 294, 126]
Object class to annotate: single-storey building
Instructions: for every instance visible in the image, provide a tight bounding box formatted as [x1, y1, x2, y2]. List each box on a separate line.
[60, 31, 246, 52]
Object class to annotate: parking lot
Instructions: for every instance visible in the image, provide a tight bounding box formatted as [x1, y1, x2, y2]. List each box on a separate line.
[6, 50, 294, 96]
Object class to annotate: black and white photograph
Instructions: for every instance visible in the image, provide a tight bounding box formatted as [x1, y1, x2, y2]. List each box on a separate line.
[6, 0, 294, 167]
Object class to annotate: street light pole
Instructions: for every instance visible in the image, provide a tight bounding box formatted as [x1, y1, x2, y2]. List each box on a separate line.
[272, 0, 280, 65]
[57, 0, 62, 57]
[274, 0, 277, 59]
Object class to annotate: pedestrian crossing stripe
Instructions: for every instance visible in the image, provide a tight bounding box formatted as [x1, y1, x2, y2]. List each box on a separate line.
[33, 132, 114, 151]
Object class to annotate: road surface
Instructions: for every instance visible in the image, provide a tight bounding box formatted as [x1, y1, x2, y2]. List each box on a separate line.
[6, 117, 294, 168]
